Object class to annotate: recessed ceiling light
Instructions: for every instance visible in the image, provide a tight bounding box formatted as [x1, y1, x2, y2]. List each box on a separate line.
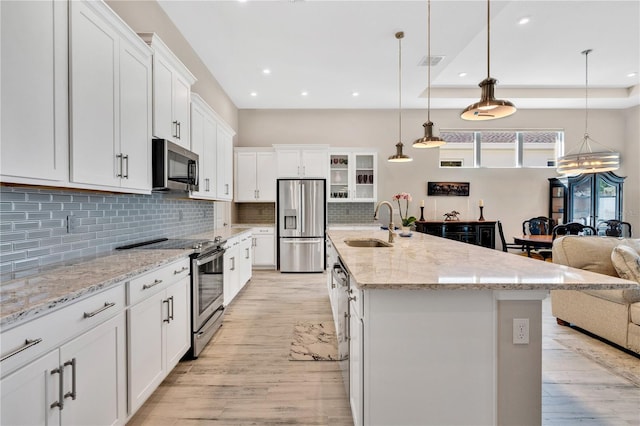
[352, 92, 359, 97]
[250, 92, 257, 97]
[627, 72, 638, 78]
[262, 68, 271, 75]
[301, 91, 308, 96]
[458, 72, 467, 77]
[518, 17, 530, 25]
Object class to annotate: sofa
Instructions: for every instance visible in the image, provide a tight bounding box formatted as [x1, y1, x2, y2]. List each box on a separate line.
[551, 235, 640, 354]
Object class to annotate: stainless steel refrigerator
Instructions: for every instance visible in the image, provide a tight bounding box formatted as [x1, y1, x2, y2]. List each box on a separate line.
[277, 179, 326, 272]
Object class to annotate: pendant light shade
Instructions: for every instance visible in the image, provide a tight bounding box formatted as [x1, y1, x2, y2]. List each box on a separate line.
[388, 142, 413, 163]
[413, 0, 445, 148]
[556, 49, 620, 175]
[461, 0, 516, 121]
[388, 31, 413, 163]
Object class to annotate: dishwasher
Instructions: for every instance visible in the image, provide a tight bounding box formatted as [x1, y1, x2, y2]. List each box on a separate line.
[331, 256, 350, 396]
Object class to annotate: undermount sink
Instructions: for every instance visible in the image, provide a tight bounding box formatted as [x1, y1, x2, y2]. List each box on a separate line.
[344, 238, 392, 247]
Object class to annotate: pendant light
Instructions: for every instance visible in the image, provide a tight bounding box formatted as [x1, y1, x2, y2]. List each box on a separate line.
[556, 49, 620, 175]
[461, 0, 516, 120]
[413, 0, 445, 148]
[388, 31, 412, 162]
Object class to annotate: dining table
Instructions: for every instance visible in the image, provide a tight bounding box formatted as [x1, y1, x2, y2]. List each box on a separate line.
[513, 234, 554, 258]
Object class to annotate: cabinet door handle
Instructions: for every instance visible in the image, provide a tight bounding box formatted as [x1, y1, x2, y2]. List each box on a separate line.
[172, 120, 178, 138]
[63, 358, 77, 400]
[302, 166, 306, 176]
[225, 184, 229, 195]
[50, 366, 64, 410]
[256, 189, 260, 199]
[163, 298, 171, 323]
[252, 237, 256, 247]
[122, 154, 129, 179]
[0, 338, 43, 362]
[230, 256, 236, 271]
[83, 302, 116, 318]
[344, 312, 350, 340]
[348, 295, 357, 302]
[169, 296, 175, 322]
[174, 266, 189, 275]
[116, 153, 123, 178]
[245, 247, 250, 259]
[177, 121, 181, 139]
[143, 279, 163, 290]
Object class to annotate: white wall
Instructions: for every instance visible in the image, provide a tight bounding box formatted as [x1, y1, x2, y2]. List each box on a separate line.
[238, 108, 637, 241]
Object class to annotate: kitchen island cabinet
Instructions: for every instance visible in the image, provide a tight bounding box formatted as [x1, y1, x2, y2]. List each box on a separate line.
[326, 230, 638, 426]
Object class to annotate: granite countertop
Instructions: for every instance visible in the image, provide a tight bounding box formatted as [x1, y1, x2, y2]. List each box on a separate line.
[327, 229, 640, 291]
[0, 226, 253, 330]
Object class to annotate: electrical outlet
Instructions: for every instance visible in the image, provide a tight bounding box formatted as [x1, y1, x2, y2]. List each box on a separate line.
[513, 318, 529, 344]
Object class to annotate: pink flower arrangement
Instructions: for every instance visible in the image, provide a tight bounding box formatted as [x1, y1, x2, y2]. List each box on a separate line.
[393, 192, 416, 227]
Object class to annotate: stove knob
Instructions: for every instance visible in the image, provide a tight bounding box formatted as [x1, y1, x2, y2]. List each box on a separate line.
[214, 236, 222, 243]
[194, 243, 202, 250]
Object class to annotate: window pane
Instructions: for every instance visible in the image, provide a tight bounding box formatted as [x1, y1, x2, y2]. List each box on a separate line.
[522, 131, 559, 168]
[439, 131, 474, 168]
[480, 131, 516, 168]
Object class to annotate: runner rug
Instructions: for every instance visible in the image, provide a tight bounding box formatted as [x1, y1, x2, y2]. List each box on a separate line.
[289, 321, 343, 361]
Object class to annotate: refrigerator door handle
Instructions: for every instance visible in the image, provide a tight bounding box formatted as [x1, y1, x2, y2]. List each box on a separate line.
[281, 239, 322, 244]
[300, 183, 305, 234]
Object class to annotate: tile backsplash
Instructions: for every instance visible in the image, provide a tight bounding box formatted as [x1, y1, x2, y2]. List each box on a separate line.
[328, 202, 376, 224]
[0, 186, 216, 280]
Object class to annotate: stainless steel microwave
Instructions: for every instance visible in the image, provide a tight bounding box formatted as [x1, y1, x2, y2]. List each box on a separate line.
[152, 139, 199, 192]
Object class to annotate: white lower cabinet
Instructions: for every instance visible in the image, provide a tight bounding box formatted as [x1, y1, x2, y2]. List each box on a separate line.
[223, 232, 253, 306]
[127, 259, 191, 414]
[239, 234, 253, 286]
[1, 288, 127, 426]
[251, 227, 275, 268]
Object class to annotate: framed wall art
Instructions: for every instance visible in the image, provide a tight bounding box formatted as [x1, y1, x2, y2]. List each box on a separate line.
[427, 181, 470, 197]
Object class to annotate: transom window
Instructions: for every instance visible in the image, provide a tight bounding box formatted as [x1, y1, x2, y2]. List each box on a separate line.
[438, 129, 563, 169]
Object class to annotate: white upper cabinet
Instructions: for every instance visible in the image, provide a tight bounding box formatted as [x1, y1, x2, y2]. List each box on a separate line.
[190, 94, 217, 199]
[328, 150, 377, 203]
[139, 33, 196, 150]
[69, 0, 152, 192]
[274, 145, 329, 178]
[234, 148, 276, 202]
[216, 126, 235, 201]
[1, 0, 68, 185]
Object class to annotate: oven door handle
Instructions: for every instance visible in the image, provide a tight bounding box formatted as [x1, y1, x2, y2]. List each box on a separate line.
[196, 250, 224, 266]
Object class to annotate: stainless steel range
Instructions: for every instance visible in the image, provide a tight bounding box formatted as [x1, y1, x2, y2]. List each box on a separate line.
[117, 237, 225, 358]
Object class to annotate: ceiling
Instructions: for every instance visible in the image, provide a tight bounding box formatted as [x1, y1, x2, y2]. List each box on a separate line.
[158, 0, 640, 110]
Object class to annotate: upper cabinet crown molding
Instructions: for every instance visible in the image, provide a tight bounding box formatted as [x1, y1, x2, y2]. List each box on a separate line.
[138, 33, 196, 86]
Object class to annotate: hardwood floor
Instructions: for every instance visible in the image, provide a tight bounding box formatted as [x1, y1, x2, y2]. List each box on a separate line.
[128, 270, 639, 425]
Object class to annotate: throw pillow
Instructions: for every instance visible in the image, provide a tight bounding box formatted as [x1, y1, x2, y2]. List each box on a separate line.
[611, 245, 640, 283]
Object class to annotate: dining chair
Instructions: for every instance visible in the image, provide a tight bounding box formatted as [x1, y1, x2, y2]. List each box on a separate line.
[597, 219, 632, 237]
[497, 221, 524, 253]
[522, 216, 554, 235]
[552, 222, 597, 239]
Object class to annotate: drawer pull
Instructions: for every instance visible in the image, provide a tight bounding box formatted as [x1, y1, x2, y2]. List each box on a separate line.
[0, 338, 43, 362]
[142, 279, 163, 290]
[174, 266, 189, 275]
[83, 302, 116, 318]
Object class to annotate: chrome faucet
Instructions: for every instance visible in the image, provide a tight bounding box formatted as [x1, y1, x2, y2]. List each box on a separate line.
[374, 201, 396, 243]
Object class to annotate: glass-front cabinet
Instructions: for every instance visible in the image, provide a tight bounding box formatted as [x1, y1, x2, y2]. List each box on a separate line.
[328, 150, 377, 202]
[549, 171, 624, 228]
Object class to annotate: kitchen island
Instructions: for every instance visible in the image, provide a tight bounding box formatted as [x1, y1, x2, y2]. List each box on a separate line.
[327, 229, 638, 426]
